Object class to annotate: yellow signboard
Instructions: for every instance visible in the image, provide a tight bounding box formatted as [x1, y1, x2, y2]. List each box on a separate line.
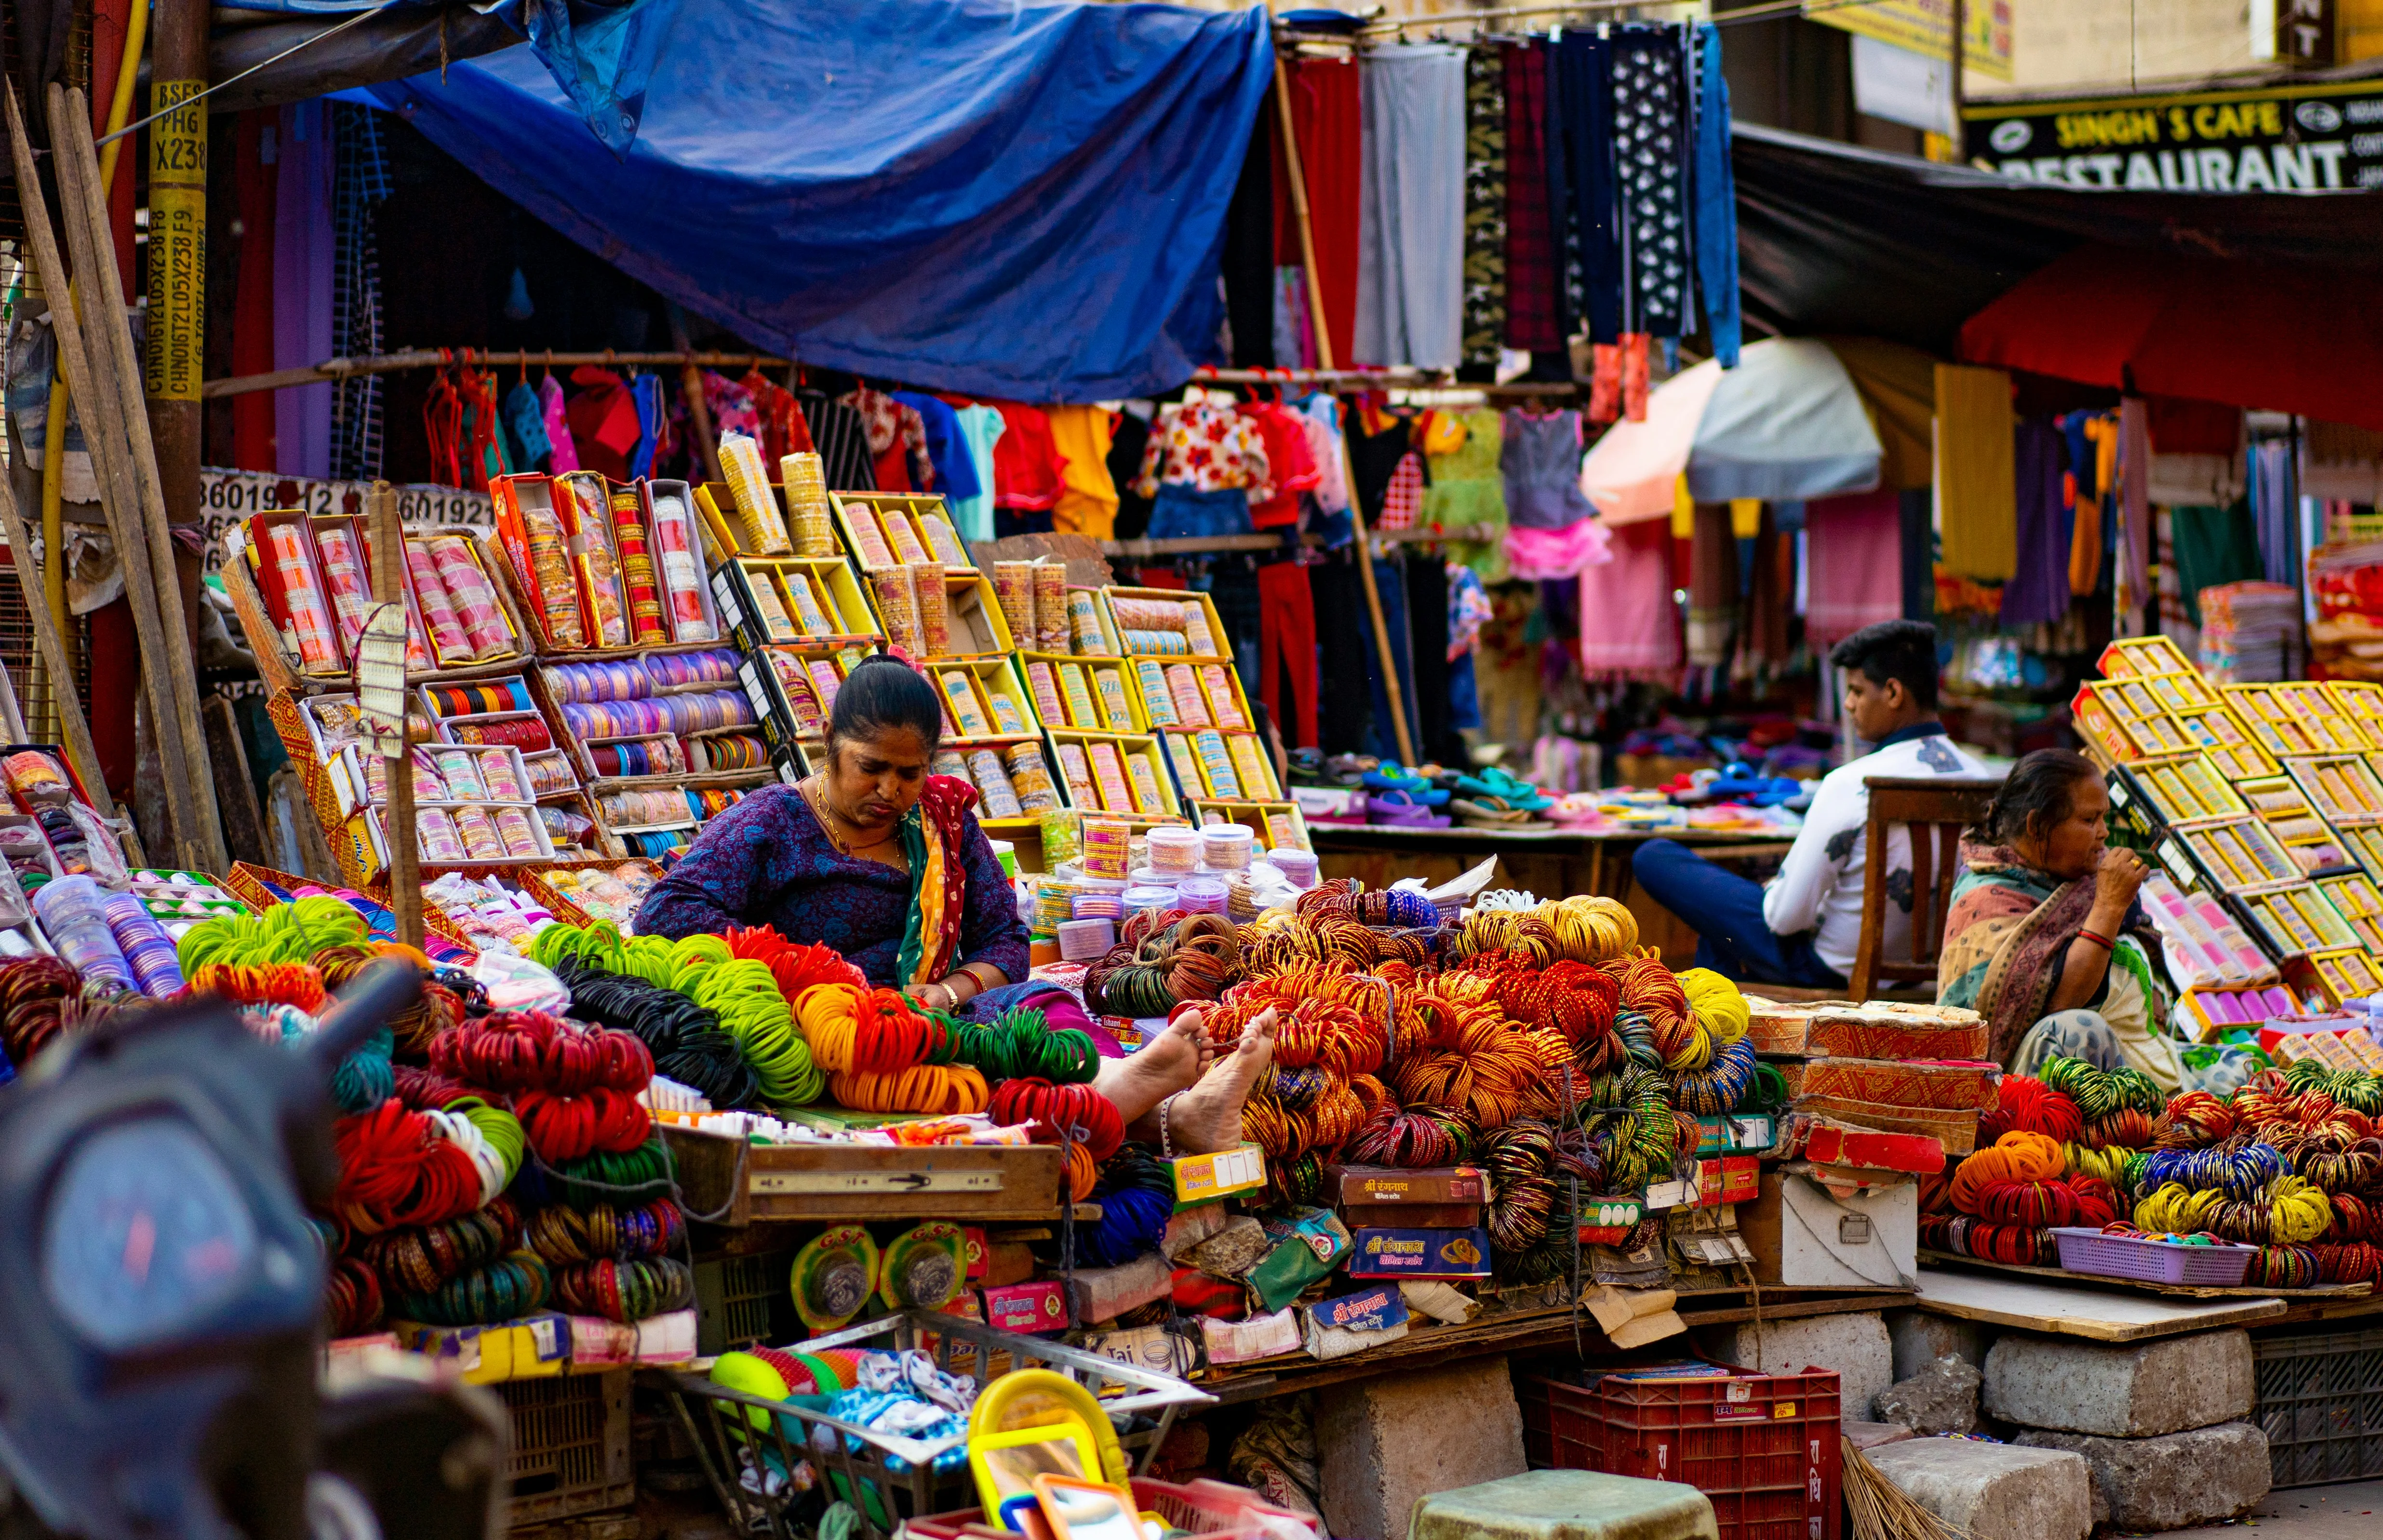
[1806, 0, 2014, 83]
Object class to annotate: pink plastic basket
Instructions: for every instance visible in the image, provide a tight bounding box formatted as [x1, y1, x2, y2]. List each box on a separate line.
[2049, 1227, 2256, 1286]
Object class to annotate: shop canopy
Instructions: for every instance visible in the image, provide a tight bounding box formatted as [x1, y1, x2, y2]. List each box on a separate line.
[352, 0, 1273, 402]
[1733, 122, 2383, 427]
[1579, 338, 1885, 523]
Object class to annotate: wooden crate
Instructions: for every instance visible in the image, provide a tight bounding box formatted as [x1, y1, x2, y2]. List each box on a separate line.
[660, 1124, 1067, 1226]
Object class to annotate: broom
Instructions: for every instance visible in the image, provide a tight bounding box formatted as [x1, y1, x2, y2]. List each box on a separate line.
[1844, 1445, 1971, 1540]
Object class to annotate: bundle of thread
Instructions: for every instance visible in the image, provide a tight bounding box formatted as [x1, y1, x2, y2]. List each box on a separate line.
[1450, 895, 1637, 964]
[553, 955, 762, 1112]
[2038, 1055, 2167, 1149]
[1981, 1076, 2085, 1145]
[430, 1010, 656, 1166]
[1083, 911, 1240, 1018]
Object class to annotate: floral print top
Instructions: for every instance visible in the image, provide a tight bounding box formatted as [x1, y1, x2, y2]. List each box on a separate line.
[1132, 398, 1273, 499]
[633, 783, 1030, 988]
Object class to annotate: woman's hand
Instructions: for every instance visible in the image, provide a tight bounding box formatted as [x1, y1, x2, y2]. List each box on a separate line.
[2092, 848, 2148, 917]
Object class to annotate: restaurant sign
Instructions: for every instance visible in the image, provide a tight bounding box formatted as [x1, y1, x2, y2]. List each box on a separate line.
[1962, 80, 2383, 191]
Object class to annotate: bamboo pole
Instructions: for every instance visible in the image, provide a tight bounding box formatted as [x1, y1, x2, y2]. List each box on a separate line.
[51, 83, 228, 873]
[1270, 57, 1417, 766]
[366, 482, 424, 950]
[667, 303, 726, 485]
[0, 470, 112, 807]
[6, 82, 212, 867]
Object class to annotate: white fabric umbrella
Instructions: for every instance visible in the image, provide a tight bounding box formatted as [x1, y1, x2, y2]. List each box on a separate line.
[1581, 337, 1885, 524]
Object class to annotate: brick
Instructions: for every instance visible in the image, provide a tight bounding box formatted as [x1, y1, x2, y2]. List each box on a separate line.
[2012, 1422, 2270, 1531]
[1711, 1310, 1893, 1420]
[1864, 1439, 2091, 1540]
[1318, 1357, 1526, 1540]
[1982, 1329, 2253, 1437]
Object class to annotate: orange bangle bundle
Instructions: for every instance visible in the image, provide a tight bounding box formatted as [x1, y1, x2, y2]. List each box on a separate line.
[190, 960, 328, 1013]
[829, 1063, 988, 1115]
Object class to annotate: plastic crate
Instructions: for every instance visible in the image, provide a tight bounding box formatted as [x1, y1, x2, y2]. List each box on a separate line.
[2050, 1227, 2256, 1286]
[2255, 1328, 2383, 1488]
[694, 1248, 792, 1356]
[907, 1477, 1318, 1540]
[1519, 1365, 1840, 1540]
[500, 1370, 634, 1527]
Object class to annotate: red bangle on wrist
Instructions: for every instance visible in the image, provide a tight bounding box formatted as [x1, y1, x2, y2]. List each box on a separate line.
[2077, 929, 2115, 951]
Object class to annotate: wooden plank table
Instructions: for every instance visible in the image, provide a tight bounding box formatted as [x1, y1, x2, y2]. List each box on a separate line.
[1912, 1264, 2292, 1341]
[1310, 825, 1794, 965]
[1198, 1283, 1912, 1403]
[1920, 1249, 2375, 1305]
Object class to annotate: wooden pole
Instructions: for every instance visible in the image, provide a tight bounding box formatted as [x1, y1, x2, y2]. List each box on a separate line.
[0, 469, 111, 804]
[51, 84, 228, 873]
[667, 303, 726, 485]
[147, 0, 209, 654]
[6, 82, 211, 868]
[1270, 58, 1418, 766]
[366, 482, 424, 951]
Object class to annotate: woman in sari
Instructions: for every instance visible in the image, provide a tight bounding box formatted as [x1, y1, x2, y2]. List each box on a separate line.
[1937, 748, 2184, 1089]
[636, 654, 1270, 1149]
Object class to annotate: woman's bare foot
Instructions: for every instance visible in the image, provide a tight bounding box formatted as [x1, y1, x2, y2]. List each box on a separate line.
[1169, 1007, 1277, 1155]
[1094, 1010, 1206, 1127]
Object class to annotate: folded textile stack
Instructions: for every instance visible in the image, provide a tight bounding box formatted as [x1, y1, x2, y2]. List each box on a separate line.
[1747, 998, 1993, 1155]
[2198, 580, 2301, 683]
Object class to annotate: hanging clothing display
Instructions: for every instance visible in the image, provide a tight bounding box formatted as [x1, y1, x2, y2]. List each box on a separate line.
[991, 403, 1068, 513]
[1550, 31, 1618, 343]
[1291, 393, 1352, 518]
[1459, 45, 1508, 372]
[702, 371, 762, 442]
[1900, 489, 1935, 623]
[2115, 397, 2153, 632]
[1499, 408, 1594, 529]
[844, 386, 932, 493]
[743, 370, 809, 463]
[1222, 104, 1276, 369]
[1045, 406, 1118, 540]
[1345, 412, 1415, 529]
[2250, 439, 2298, 587]
[2000, 418, 2073, 629]
[503, 380, 552, 474]
[1742, 504, 1790, 667]
[1377, 451, 1426, 533]
[1107, 407, 1154, 541]
[894, 391, 981, 507]
[539, 376, 581, 474]
[1134, 396, 1272, 502]
[1272, 268, 1316, 370]
[1500, 41, 1561, 353]
[629, 373, 668, 479]
[1258, 559, 1320, 750]
[1577, 518, 1680, 677]
[944, 403, 1005, 542]
[1608, 28, 1691, 340]
[1405, 554, 1455, 762]
[797, 388, 877, 491]
[1311, 555, 1373, 751]
[1240, 401, 1321, 530]
[1805, 488, 1903, 647]
[276, 100, 336, 479]
[1686, 503, 1736, 668]
[1356, 44, 1467, 369]
[1279, 57, 1362, 366]
[1691, 25, 1740, 368]
[1423, 407, 1508, 583]
[2064, 409, 2116, 597]
[1935, 363, 2018, 581]
[2170, 502, 2266, 627]
[565, 366, 641, 480]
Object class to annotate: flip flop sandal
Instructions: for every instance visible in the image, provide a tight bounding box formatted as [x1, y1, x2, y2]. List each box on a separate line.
[1451, 797, 1531, 826]
[1369, 795, 1449, 827]
[1466, 767, 1553, 812]
[1362, 764, 1434, 795]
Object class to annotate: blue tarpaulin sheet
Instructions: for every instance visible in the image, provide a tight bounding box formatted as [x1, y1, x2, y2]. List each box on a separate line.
[353, 0, 1274, 401]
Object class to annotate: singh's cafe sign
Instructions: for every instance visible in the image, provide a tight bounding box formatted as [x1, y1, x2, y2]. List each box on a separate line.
[1962, 81, 2383, 192]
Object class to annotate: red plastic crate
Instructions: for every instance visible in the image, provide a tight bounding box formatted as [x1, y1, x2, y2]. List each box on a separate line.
[908, 1477, 1318, 1540]
[1519, 1364, 1841, 1540]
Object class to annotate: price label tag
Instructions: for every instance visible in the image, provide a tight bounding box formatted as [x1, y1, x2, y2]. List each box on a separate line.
[354, 603, 412, 758]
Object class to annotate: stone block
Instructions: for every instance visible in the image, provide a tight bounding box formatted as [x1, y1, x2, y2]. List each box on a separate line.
[1409, 1470, 1715, 1540]
[1982, 1329, 2253, 1436]
[2012, 1421, 2270, 1532]
[1066, 1253, 1172, 1325]
[1710, 1310, 1893, 1420]
[1874, 1355, 1981, 1435]
[1318, 1357, 1526, 1540]
[1885, 1308, 1987, 1380]
[1840, 1421, 1914, 1453]
[1864, 1439, 2092, 1540]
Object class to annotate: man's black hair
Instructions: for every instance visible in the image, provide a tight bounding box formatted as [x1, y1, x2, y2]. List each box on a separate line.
[1827, 619, 1940, 709]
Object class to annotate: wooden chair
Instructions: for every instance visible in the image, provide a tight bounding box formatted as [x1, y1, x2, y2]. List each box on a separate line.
[1845, 775, 2004, 1002]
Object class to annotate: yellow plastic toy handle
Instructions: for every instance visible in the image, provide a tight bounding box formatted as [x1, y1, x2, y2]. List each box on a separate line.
[969, 1368, 1131, 1486]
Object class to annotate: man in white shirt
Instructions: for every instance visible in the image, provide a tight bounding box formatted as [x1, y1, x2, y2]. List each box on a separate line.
[1631, 620, 1988, 988]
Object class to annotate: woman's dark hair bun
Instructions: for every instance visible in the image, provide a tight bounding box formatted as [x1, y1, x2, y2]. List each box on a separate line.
[1975, 747, 2097, 847]
[827, 654, 944, 753]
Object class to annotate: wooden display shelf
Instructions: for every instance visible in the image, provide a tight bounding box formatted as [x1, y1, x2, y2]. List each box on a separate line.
[1917, 1248, 2374, 1303]
[660, 1123, 1069, 1226]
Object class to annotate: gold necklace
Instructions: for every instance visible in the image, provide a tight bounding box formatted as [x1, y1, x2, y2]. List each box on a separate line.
[803, 776, 895, 859]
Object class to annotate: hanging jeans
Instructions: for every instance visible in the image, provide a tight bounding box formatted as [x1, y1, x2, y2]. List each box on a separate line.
[1362, 555, 1419, 763]
[1258, 560, 1321, 749]
[1403, 556, 1453, 763]
[1148, 484, 1253, 541]
[1311, 556, 1373, 753]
